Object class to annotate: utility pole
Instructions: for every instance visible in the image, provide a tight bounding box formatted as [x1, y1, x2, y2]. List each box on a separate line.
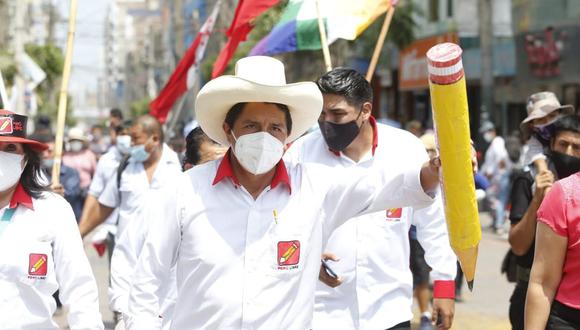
[46, 0, 57, 44]
[174, 0, 184, 58]
[479, 0, 494, 128]
[13, 0, 27, 115]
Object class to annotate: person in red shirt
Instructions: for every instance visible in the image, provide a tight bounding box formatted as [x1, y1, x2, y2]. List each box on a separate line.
[525, 114, 580, 329]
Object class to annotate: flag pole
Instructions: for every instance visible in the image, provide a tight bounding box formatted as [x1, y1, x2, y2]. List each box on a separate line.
[51, 0, 78, 185]
[0, 70, 8, 108]
[315, 0, 332, 72]
[164, 92, 190, 139]
[365, 4, 397, 82]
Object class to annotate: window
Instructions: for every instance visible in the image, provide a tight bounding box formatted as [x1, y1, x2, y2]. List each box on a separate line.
[447, 0, 453, 17]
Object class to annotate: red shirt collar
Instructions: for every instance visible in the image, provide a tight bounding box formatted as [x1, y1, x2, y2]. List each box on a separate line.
[330, 115, 379, 157]
[9, 183, 34, 210]
[212, 149, 292, 194]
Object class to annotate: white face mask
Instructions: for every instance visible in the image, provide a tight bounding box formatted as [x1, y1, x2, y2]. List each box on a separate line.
[483, 132, 494, 143]
[116, 135, 132, 155]
[69, 140, 84, 152]
[0, 151, 25, 192]
[232, 132, 284, 175]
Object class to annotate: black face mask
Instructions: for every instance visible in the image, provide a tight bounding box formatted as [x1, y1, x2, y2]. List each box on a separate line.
[318, 111, 363, 151]
[550, 150, 580, 179]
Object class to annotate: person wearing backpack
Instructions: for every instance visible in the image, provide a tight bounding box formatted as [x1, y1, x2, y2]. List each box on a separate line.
[77, 115, 181, 325]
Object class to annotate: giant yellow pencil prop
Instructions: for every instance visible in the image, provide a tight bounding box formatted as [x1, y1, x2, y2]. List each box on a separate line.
[426, 43, 481, 290]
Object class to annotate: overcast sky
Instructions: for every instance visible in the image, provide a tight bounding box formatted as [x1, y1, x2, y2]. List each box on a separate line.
[56, 0, 110, 108]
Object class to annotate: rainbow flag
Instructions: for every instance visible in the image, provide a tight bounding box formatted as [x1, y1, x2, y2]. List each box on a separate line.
[250, 0, 391, 56]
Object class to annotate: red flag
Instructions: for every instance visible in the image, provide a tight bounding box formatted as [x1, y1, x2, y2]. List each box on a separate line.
[149, 2, 221, 123]
[211, 0, 280, 78]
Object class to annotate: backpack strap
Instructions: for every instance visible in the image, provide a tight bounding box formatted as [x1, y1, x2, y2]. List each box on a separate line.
[115, 155, 131, 226]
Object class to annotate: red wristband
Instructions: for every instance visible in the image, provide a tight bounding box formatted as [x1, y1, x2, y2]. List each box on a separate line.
[433, 280, 456, 299]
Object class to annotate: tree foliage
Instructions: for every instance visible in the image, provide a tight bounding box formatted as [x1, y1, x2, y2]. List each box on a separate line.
[355, 2, 420, 57]
[0, 51, 17, 86]
[130, 96, 152, 119]
[25, 43, 75, 125]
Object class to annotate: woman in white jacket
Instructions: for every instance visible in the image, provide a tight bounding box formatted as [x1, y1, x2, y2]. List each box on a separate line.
[0, 109, 103, 329]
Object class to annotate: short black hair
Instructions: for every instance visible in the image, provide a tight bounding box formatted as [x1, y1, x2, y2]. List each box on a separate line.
[185, 127, 217, 166]
[316, 68, 373, 106]
[224, 102, 293, 135]
[29, 133, 54, 144]
[134, 115, 164, 142]
[114, 120, 133, 135]
[35, 115, 52, 130]
[553, 115, 580, 138]
[110, 108, 123, 120]
[20, 145, 49, 199]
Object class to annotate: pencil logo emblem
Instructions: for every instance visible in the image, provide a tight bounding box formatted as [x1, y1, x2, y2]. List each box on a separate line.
[277, 240, 300, 266]
[0, 117, 13, 135]
[28, 253, 48, 277]
[386, 208, 403, 219]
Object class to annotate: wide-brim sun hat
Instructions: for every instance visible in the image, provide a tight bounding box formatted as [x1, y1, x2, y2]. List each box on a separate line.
[67, 127, 88, 142]
[195, 56, 323, 146]
[0, 109, 48, 151]
[520, 91, 574, 132]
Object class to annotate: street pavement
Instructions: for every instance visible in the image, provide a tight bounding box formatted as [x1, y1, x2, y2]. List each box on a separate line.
[56, 213, 514, 330]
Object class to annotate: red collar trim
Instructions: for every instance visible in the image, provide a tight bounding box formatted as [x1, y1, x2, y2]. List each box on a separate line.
[329, 115, 379, 157]
[212, 149, 292, 194]
[9, 183, 34, 210]
[212, 150, 240, 187]
[271, 159, 292, 194]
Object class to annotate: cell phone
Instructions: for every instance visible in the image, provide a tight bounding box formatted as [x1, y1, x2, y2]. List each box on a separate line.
[321, 259, 338, 279]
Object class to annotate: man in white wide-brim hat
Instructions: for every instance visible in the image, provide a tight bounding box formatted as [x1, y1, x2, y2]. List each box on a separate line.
[125, 56, 441, 330]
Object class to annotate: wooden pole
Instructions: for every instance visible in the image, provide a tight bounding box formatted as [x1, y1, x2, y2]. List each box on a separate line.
[51, 0, 78, 185]
[315, 0, 332, 72]
[365, 5, 396, 82]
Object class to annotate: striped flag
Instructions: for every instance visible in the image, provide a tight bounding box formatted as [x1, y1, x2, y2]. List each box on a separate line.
[250, 0, 391, 56]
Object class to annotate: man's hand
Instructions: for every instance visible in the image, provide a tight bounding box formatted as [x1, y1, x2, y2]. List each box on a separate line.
[432, 298, 455, 329]
[51, 183, 65, 197]
[420, 157, 441, 193]
[318, 252, 342, 288]
[533, 170, 554, 201]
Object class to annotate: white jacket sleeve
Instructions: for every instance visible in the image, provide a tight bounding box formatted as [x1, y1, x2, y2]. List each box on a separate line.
[52, 197, 104, 329]
[320, 159, 434, 237]
[125, 182, 182, 330]
[522, 136, 546, 166]
[109, 213, 149, 314]
[320, 137, 434, 235]
[98, 171, 120, 209]
[412, 193, 457, 283]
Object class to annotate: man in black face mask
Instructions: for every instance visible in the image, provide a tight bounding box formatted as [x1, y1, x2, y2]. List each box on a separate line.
[507, 114, 580, 330]
[286, 68, 457, 330]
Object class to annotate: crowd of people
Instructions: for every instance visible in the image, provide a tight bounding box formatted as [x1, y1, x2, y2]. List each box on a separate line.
[0, 56, 578, 330]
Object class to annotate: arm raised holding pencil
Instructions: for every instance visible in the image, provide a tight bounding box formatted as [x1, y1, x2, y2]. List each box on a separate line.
[426, 43, 481, 290]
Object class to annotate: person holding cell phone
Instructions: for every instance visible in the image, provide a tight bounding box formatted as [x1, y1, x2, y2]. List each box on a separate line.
[285, 69, 457, 330]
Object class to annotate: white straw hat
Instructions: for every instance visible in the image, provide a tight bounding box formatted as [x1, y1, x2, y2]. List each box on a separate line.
[195, 56, 323, 146]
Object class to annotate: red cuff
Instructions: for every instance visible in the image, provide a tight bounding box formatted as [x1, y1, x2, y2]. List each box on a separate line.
[433, 280, 455, 299]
